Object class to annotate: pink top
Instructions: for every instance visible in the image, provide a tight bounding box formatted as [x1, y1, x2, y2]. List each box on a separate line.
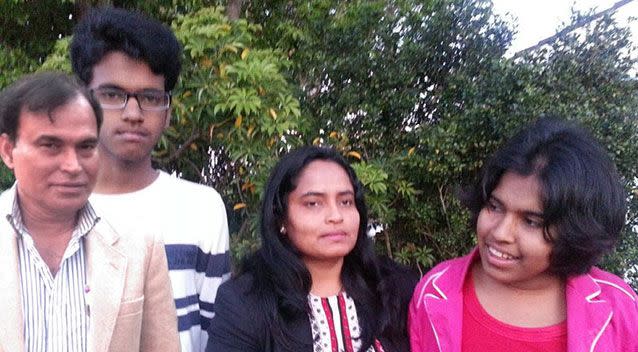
[409, 248, 638, 352]
[461, 271, 567, 351]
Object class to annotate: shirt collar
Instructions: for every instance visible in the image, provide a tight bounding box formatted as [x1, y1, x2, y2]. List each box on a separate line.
[5, 185, 100, 240]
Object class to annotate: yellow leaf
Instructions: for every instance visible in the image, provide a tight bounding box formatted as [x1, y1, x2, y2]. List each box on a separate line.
[408, 147, 416, 156]
[312, 137, 321, 145]
[200, 57, 213, 68]
[347, 151, 362, 160]
[235, 115, 243, 128]
[329, 131, 338, 138]
[183, 90, 192, 98]
[247, 125, 255, 137]
[209, 124, 216, 140]
[241, 181, 253, 191]
[189, 143, 198, 151]
[258, 86, 266, 96]
[216, 132, 224, 139]
[269, 108, 277, 119]
[233, 203, 246, 211]
[219, 64, 227, 78]
[241, 48, 250, 60]
[222, 44, 238, 54]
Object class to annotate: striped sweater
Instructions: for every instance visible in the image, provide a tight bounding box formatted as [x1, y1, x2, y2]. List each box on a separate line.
[90, 171, 230, 352]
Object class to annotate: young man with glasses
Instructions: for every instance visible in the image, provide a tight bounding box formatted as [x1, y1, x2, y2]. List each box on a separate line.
[70, 7, 230, 352]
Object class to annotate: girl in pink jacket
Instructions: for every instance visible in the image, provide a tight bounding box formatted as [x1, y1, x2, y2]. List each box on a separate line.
[409, 118, 638, 352]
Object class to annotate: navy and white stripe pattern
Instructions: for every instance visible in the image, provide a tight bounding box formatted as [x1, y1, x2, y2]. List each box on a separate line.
[165, 245, 230, 332]
[8, 197, 99, 352]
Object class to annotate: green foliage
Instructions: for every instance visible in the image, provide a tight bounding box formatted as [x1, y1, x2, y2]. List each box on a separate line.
[0, 44, 36, 189]
[0, 0, 75, 61]
[246, 0, 638, 286]
[0, 45, 36, 90]
[168, 6, 304, 245]
[39, 38, 72, 73]
[7, 1, 638, 288]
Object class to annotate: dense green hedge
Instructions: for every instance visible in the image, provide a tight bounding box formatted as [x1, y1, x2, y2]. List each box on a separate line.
[2, 0, 637, 286]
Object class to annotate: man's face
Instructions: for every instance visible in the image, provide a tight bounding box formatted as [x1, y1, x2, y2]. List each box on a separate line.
[0, 96, 99, 217]
[88, 51, 169, 165]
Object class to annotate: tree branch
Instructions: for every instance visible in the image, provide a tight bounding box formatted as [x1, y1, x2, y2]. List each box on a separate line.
[512, 0, 633, 59]
[226, 0, 245, 21]
[160, 128, 201, 164]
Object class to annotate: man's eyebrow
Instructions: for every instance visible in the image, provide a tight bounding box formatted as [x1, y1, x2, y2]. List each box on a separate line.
[79, 137, 99, 144]
[95, 83, 124, 90]
[34, 135, 99, 144]
[34, 135, 62, 143]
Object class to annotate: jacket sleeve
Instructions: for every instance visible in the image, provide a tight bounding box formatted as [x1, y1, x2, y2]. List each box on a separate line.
[140, 234, 180, 352]
[408, 271, 438, 352]
[409, 283, 424, 352]
[205, 278, 265, 352]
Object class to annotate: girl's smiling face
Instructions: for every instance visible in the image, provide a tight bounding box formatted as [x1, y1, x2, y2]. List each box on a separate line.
[476, 171, 556, 289]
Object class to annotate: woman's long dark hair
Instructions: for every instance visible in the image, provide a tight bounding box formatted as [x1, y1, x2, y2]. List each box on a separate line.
[240, 146, 409, 351]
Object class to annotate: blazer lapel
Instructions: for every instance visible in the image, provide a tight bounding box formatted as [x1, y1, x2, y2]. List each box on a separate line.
[287, 313, 313, 352]
[422, 267, 464, 352]
[85, 222, 127, 352]
[0, 187, 24, 352]
[566, 273, 613, 351]
[0, 219, 25, 352]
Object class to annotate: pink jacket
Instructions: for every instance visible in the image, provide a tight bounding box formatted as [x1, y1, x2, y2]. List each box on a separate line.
[409, 249, 638, 352]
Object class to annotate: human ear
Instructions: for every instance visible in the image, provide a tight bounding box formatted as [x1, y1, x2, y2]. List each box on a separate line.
[0, 133, 16, 170]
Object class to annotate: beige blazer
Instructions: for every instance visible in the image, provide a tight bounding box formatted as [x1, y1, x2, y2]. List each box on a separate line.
[0, 189, 180, 352]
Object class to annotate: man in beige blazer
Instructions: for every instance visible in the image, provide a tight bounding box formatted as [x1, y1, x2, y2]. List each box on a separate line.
[0, 72, 179, 352]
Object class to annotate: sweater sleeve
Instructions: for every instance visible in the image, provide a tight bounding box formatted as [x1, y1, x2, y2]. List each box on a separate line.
[195, 189, 231, 349]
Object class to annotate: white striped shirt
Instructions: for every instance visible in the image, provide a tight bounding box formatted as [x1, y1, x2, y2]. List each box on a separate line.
[8, 195, 99, 352]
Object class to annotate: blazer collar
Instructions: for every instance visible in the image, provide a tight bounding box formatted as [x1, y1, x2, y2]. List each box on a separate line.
[413, 249, 478, 352]
[417, 248, 478, 303]
[0, 193, 24, 352]
[0, 186, 129, 352]
[565, 272, 614, 351]
[85, 220, 127, 352]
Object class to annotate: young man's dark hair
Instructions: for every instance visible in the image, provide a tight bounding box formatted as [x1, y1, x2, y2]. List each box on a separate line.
[71, 7, 181, 91]
[461, 117, 626, 276]
[0, 71, 103, 140]
[70, 8, 230, 352]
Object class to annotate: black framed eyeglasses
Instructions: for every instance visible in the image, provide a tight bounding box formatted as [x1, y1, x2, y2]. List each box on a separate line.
[91, 87, 171, 112]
